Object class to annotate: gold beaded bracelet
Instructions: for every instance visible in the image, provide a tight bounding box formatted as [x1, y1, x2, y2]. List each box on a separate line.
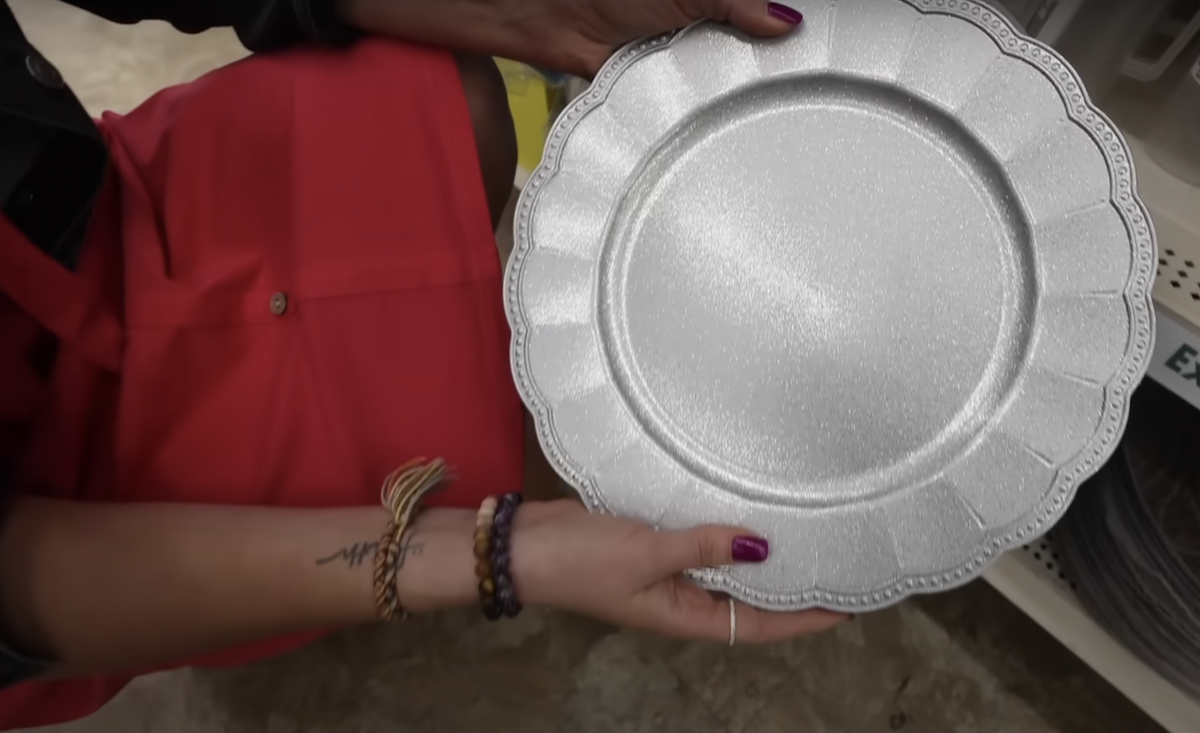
[473, 496, 500, 619]
[371, 458, 449, 622]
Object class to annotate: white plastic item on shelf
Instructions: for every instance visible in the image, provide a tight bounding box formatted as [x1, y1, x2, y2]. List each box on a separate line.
[1051, 0, 1175, 101]
[1123, 0, 1200, 82]
[1145, 59, 1200, 186]
[994, 0, 1197, 93]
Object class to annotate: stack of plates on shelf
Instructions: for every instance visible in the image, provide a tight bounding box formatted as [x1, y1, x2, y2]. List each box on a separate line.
[1055, 381, 1200, 700]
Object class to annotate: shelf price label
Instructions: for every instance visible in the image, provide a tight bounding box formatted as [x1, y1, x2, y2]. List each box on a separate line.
[1148, 313, 1200, 411]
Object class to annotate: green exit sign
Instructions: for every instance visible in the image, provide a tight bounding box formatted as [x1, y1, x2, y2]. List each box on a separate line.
[1148, 315, 1200, 410]
[1165, 344, 1200, 384]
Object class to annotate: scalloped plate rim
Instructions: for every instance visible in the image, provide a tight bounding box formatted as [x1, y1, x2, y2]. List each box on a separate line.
[504, 0, 1157, 613]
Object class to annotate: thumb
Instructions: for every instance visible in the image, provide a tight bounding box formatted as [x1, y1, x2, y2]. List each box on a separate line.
[655, 526, 770, 573]
[722, 1, 804, 37]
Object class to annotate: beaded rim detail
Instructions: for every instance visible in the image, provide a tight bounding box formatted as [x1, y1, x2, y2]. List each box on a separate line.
[503, 0, 1156, 612]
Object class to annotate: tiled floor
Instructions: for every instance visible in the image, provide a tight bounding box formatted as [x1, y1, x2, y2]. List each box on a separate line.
[9, 2, 1170, 732]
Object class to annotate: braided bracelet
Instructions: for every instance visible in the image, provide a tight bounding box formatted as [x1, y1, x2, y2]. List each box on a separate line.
[372, 458, 450, 622]
[474, 492, 524, 620]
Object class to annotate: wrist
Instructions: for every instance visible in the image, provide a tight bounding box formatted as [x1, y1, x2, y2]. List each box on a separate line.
[394, 499, 557, 617]
[506, 501, 572, 609]
[391, 508, 479, 613]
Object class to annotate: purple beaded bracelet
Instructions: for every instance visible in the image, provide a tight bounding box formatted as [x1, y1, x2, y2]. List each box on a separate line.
[487, 492, 524, 620]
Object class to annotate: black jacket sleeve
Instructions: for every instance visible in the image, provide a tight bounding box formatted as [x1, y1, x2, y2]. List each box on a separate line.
[58, 0, 359, 52]
[0, 0, 359, 269]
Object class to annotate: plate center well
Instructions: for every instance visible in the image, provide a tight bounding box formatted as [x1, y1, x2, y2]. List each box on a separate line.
[598, 75, 1037, 507]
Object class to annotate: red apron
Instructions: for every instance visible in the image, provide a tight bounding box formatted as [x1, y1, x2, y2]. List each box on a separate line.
[0, 39, 524, 729]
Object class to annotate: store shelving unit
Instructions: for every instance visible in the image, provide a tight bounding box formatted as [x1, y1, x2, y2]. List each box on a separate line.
[983, 134, 1200, 732]
[514, 75, 1200, 733]
[986, 544, 1200, 733]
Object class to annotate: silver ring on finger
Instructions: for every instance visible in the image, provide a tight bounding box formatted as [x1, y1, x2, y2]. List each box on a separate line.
[728, 597, 737, 647]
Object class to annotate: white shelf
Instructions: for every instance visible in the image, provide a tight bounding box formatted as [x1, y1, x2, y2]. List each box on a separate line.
[984, 543, 1200, 733]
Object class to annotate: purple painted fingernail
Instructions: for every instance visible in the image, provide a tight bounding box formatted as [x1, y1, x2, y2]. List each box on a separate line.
[732, 536, 770, 563]
[767, 3, 804, 26]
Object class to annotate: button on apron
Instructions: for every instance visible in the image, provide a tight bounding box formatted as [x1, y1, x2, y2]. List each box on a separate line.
[25, 52, 64, 90]
[269, 292, 289, 316]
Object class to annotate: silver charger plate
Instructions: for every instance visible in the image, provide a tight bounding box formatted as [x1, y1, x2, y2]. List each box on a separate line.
[505, 0, 1156, 612]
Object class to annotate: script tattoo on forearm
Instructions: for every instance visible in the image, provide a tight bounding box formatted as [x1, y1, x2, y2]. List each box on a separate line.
[315, 534, 425, 570]
[315, 541, 377, 568]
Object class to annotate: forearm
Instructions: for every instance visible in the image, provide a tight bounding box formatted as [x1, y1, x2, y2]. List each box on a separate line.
[61, 0, 359, 52]
[337, 0, 519, 59]
[0, 497, 477, 678]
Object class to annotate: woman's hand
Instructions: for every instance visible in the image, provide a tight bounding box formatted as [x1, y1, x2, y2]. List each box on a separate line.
[510, 500, 845, 644]
[339, 0, 804, 77]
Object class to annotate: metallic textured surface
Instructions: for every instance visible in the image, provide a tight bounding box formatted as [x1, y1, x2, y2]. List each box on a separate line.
[506, 0, 1157, 612]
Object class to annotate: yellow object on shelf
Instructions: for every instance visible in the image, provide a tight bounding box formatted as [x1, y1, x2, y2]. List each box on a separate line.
[495, 59, 565, 184]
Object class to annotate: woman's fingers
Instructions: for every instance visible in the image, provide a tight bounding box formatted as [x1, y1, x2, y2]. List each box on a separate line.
[733, 604, 848, 644]
[663, 583, 847, 643]
[572, 0, 804, 77]
[717, 0, 804, 36]
[654, 525, 772, 575]
[651, 526, 848, 643]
